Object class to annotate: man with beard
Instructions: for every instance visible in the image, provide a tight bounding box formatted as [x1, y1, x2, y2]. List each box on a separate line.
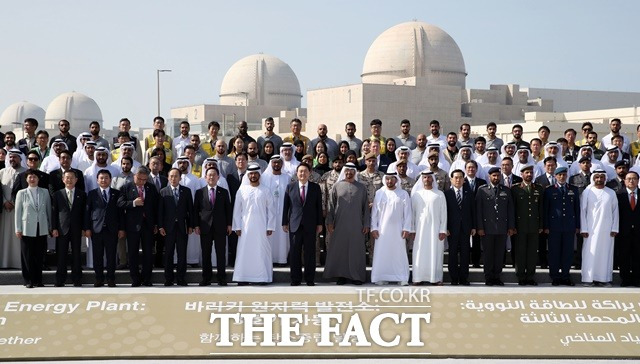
[3, 131, 18, 152]
[479, 146, 501, 172]
[476, 167, 515, 286]
[486, 122, 504, 151]
[424, 151, 450, 192]
[232, 164, 276, 285]
[0, 150, 26, 268]
[474, 137, 487, 161]
[84, 147, 119, 193]
[358, 152, 384, 264]
[458, 123, 475, 149]
[387, 146, 420, 179]
[586, 131, 605, 160]
[537, 141, 568, 170]
[229, 121, 256, 154]
[449, 145, 478, 178]
[212, 140, 236, 178]
[262, 156, 291, 265]
[501, 142, 517, 160]
[75, 139, 96, 172]
[226, 152, 248, 266]
[280, 142, 300, 176]
[343, 122, 363, 158]
[602, 118, 630, 154]
[40, 139, 68, 173]
[511, 124, 529, 149]
[88, 121, 110, 149]
[111, 142, 141, 174]
[257, 117, 283, 153]
[319, 154, 345, 263]
[396, 119, 417, 150]
[580, 170, 619, 286]
[606, 160, 628, 193]
[49, 119, 77, 154]
[309, 124, 339, 159]
[443, 132, 459, 166]
[189, 134, 208, 168]
[426, 120, 447, 150]
[395, 161, 415, 194]
[324, 162, 370, 285]
[246, 141, 267, 171]
[411, 133, 427, 165]
[172, 121, 191, 158]
[511, 165, 544, 285]
[48, 150, 85, 196]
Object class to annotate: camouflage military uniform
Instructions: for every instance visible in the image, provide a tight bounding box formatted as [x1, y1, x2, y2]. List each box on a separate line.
[316, 170, 341, 265]
[290, 170, 321, 184]
[358, 169, 384, 264]
[399, 175, 416, 194]
[432, 167, 451, 191]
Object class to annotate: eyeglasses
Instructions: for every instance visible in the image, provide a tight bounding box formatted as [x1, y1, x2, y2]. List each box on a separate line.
[582, 128, 592, 132]
[27, 157, 39, 161]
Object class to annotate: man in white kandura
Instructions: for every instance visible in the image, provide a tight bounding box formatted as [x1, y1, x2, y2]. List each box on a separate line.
[411, 170, 448, 285]
[370, 172, 412, 286]
[580, 169, 619, 287]
[262, 155, 291, 265]
[232, 164, 276, 285]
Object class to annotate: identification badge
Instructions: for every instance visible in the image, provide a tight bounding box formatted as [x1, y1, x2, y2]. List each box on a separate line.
[499, 191, 508, 197]
[567, 190, 575, 196]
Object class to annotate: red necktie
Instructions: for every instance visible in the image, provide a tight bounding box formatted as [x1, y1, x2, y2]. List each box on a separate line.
[631, 191, 636, 211]
[300, 185, 306, 204]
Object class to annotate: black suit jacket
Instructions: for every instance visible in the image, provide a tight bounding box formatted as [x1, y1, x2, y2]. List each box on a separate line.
[12, 169, 49, 200]
[194, 185, 232, 235]
[444, 186, 476, 240]
[226, 172, 243, 205]
[282, 181, 323, 233]
[617, 190, 640, 236]
[463, 177, 487, 196]
[606, 178, 625, 194]
[52, 188, 87, 236]
[476, 184, 515, 235]
[49, 168, 85, 196]
[502, 174, 522, 187]
[535, 174, 555, 188]
[378, 155, 392, 173]
[84, 188, 124, 234]
[158, 185, 195, 235]
[148, 174, 168, 193]
[117, 182, 159, 232]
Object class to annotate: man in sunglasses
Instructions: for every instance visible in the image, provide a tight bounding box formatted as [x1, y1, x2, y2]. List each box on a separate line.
[12, 150, 50, 200]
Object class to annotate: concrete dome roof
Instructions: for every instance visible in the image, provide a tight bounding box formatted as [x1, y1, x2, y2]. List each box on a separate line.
[361, 21, 466, 88]
[0, 101, 46, 128]
[45, 91, 103, 132]
[219, 54, 302, 109]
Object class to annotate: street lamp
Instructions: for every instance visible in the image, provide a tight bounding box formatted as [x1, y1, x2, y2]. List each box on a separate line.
[238, 91, 249, 123]
[157, 69, 172, 116]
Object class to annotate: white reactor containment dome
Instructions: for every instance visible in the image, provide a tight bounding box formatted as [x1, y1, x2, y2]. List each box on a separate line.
[0, 101, 46, 128]
[219, 54, 302, 109]
[44, 91, 103, 133]
[361, 21, 467, 88]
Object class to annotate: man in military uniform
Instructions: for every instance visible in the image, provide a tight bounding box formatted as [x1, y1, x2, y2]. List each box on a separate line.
[569, 157, 592, 269]
[358, 152, 384, 264]
[396, 161, 415, 194]
[318, 154, 345, 264]
[606, 160, 628, 194]
[425, 151, 450, 191]
[291, 155, 321, 183]
[511, 165, 544, 285]
[544, 166, 580, 286]
[476, 167, 515, 286]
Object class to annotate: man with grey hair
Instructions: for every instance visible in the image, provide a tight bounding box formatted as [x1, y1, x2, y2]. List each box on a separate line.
[117, 165, 159, 286]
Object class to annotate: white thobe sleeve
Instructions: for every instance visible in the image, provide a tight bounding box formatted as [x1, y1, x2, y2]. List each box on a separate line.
[266, 190, 276, 232]
[611, 191, 619, 233]
[370, 190, 382, 232]
[580, 190, 589, 234]
[438, 194, 448, 234]
[410, 193, 420, 234]
[402, 192, 413, 232]
[232, 190, 244, 231]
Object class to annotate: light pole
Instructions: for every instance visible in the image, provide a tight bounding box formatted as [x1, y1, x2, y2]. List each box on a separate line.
[157, 69, 172, 116]
[238, 91, 249, 123]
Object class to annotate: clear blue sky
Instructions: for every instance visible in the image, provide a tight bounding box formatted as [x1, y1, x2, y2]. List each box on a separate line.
[1, 0, 638, 129]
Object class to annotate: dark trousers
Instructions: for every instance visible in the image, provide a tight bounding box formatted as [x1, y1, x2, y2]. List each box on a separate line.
[514, 232, 538, 281]
[201, 231, 227, 283]
[227, 232, 238, 267]
[127, 221, 155, 284]
[482, 234, 506, 281]
[163, 225, 188, 283]
[92, 230, 118, 282]
[290, 226, 316, 284]
[55, 231, 83, 285]
[448, 233, 470, 283]
[538, 232, 549, 268]
[21, 235, 46, 285]
[154, 232, 165, 268]
[619, 229, 640, 285]
[574, 234, 583, 268]
[471, 234, 482, 266]
[548, 231, 574, 280]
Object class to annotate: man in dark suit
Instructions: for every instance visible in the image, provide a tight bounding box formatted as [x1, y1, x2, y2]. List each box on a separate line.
[500, 157, 522, 187]
[158, 168, 195, 286]
[568, 157, 592, 269]
[12, 150, 50, 200]
[84, 169, 125, 287]
[51, 170, 87, 287]
[48, 150, 85, 196]
[148, 156, 168, 268]
[194, 166, 232, 285]
[445, 169, 476, 285]
[225, 153, 248, 267]
[511, 165, 544, 285]
[117, 166, 159, 286]
[476, 167, 515, 286]
[463, 160, 487, 268]
[606, 160, 628, 194]
[534, 156, 557, 269]
[617, 171, 640, 287]
[282, 163, 323, 286]
[544, 166, 580, 286]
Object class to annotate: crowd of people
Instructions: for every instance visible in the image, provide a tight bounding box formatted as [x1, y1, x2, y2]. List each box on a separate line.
[0, 115, 639, 288]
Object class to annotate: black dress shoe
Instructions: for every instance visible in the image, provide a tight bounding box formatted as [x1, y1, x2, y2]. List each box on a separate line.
[563, 279, 575, 287]
[237, 282, 249, 286]
[217, 281, 227, 286]
[73, 283, 82, 287]
[94, 281, 104, 287]
[460, 280, 470, 286]
[199, 281, 211, 286]
[527, 280, 538, 286]
[552, 279, 560, 286]
[290, 281, 301, 286]
[485, 280, 494, 286]
[451, 281, 459, 286]
[518, 280, 526, 286]
[143, 281, 153, 287]
[306, 282, 315, 286]
[55, 283, 65, 287]
[473, 264, 481, 268]
[177, 280, 188, 286]
[336, 278, 346, 285]
[164, 281, 174, 286]
[352, 280, 363, 285]
[107, 280, 116, 287]
[26, 284, 34, 289]
[131, 281, 141, 287]
[494, 280, 504, 286]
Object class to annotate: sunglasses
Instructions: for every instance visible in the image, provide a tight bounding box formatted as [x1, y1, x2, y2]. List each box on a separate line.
[27, 157, 39, 161]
